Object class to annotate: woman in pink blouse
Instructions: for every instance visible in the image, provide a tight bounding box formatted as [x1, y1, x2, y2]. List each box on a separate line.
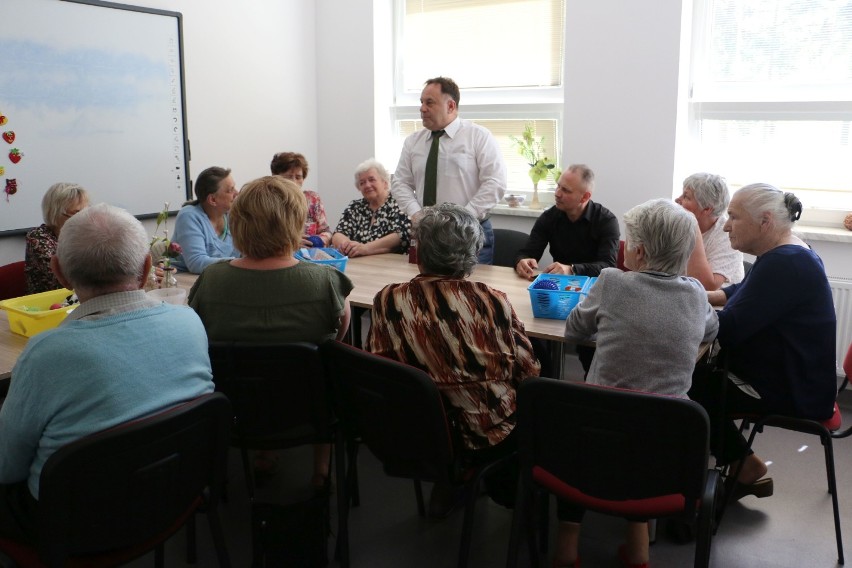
[270, 152, 331, 248]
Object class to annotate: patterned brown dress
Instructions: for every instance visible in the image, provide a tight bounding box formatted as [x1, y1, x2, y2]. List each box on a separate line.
[367, 274, 540, 452]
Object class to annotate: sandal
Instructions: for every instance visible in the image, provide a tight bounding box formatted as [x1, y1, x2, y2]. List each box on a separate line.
[618, 544, 649, 568]
[727, 477, 774, 501]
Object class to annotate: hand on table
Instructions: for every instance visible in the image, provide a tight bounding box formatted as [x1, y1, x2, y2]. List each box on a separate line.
[515, 258, 539, 280]
[337, 239, 369, 258]
[542, 262, 574, 276]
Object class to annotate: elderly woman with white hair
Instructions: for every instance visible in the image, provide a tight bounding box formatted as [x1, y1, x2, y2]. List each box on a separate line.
[25, 182, 90, 294]
[331, 158, 411, 257]
[676, 172, 744, 290]
[554, 198, 719, 568]
[367, 203, 540, 517]
[692, 184, 836, 503]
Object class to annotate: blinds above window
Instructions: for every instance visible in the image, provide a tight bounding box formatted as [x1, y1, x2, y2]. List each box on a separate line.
[694, 0, 852, 101]
[400, 0, 565, 92]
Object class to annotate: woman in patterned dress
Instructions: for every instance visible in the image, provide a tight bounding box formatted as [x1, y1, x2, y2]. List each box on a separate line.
[367, 203, 539, 516]
[25, 183, 89, 293]
[332, 159, 411, 257]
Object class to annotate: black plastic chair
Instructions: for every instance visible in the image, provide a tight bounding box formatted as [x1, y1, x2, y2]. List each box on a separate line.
[208, 341, 340, 566]
[506, 378, 719, 568]
[207, 341, 336, 497]
[721, 341, 852, 565]
[322, 340, 514, 568]
[492, 228, 530, 268]
[0, 392, 232, 568]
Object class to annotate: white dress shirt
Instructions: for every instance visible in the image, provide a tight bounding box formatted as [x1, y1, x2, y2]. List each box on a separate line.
[391, 117, 506, 220]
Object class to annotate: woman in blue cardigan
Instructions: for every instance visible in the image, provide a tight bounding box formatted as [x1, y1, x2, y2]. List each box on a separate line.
[696, 183, 836, 501]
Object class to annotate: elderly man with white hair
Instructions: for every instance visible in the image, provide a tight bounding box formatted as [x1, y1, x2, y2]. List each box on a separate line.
[676, 172, 744, 290]
[0, 203, 213, 544]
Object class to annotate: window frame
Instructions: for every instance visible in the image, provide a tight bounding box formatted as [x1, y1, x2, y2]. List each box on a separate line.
[390, 0, 565, 204]
[686, 0, 852, 223]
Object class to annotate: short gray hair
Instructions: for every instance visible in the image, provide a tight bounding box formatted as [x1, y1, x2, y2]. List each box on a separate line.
[41, 182, 89, 228]
[567, 164, 595, 192]
[415, 203, 483, 277]
[735, 183, 802, 232]
[353, 158, 390, 188]
[623, 198, 697, 275]
[682, 172, 729, 217]
[57, 203, 149, 294]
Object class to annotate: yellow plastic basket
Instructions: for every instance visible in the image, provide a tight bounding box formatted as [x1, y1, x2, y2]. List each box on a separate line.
[0, 288, 77, 337]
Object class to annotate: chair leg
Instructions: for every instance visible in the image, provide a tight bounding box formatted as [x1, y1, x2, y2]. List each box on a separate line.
[207, 502, 232, 568]
[414, 479, 426, 517]
[694, 470, 719, 568]
[821, 435, 844, 565]
[335, 434, 351, 568]
[186, 511, 197, 564]
[457, 477, 483, 568]
[155, 544, 164, 568]
[346, 439, 361, 508]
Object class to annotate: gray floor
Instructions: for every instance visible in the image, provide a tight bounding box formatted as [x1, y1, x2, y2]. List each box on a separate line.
[129, 355, 852, 568]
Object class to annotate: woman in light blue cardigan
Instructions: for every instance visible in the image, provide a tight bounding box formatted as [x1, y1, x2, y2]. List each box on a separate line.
[171, 166, 240, 273]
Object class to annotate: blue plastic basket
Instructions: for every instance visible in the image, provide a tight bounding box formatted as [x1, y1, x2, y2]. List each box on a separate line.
[527, 274, 596, 319]
[294, 247, 348, 272]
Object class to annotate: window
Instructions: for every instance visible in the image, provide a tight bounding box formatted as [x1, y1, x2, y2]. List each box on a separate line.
[687, 0, 852, 217]
[392, 0, 565, 198]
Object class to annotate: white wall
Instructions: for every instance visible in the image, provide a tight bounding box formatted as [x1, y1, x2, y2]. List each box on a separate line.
[2, 0, 849, 282]
[0, 0, 319, 263]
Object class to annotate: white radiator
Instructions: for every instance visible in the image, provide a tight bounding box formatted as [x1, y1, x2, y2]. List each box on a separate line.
[830, 277, 852, 376]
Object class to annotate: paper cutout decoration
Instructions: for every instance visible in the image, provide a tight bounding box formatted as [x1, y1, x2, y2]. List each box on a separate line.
[0, 166, 4, 176]
[0, 115, 7, 126]
[2, 132, 14, 144]
[5, 178, 17, 201]
[8, 148, 21, 164]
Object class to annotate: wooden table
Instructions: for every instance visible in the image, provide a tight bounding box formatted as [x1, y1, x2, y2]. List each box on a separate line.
[0, 255, 709, 380]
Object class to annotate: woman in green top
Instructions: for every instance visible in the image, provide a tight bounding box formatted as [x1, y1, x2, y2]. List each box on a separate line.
[189, 175, 353, 486]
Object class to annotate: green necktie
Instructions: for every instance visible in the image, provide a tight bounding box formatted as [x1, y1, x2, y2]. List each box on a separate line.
[423, 130, 444, 207]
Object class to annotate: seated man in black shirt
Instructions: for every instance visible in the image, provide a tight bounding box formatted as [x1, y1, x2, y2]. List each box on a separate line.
[515, 163, 620, 278]
[514, 164, 620, 377]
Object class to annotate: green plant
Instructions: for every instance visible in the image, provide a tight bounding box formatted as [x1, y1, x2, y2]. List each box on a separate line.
[509, 123, 561, 185]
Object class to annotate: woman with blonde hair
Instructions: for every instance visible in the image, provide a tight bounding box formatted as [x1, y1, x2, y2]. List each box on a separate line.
[25, 182, 89, 293]
[189, 175, 352, 485]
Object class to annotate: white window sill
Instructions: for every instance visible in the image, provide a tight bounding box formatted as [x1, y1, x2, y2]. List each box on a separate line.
[795, 225, 852, 244]
[492, 204, 549, 218]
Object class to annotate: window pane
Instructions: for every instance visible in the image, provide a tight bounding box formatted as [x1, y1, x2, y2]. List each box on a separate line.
[401, 0, 565, 91]
[397, 118, 559, 192]
[696, 118, 852, 209]
[697, 0, 852, 98]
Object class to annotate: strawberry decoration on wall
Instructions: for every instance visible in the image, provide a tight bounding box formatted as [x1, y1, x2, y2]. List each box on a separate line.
[5, 178, 17, 202]
[2, 110, 22, 202]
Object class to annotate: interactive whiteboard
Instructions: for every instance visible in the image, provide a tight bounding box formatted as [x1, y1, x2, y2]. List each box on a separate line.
[0, 0, 190, 234]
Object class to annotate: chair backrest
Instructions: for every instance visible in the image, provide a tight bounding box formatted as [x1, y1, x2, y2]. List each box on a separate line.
[743, 260, 754, 277]
[208, 341, 332, 448]
[37, 392, 231, 565]
[322, 340, 456, 482]
[0, 261, 26, 300]
[492, 228, 530, 268]
[516, 378, 710, 518]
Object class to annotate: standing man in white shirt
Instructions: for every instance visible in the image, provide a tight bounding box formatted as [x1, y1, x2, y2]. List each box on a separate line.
[392, 76, 507, 264]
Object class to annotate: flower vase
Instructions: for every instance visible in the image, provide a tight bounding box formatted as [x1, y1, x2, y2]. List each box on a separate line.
[144, 265, 159, 292]
[530, 182, 542, 210]
[162, 267, 178, 288]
